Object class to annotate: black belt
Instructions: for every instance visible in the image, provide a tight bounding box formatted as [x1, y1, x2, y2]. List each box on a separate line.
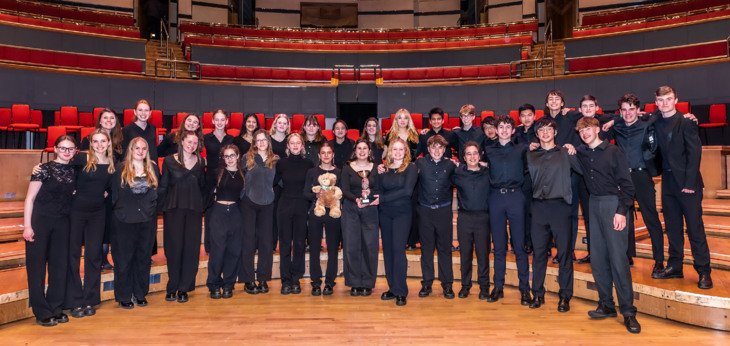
[494, 187, 519, 194]
[629, 167, 646, 172]
[419, 201, 452, 209]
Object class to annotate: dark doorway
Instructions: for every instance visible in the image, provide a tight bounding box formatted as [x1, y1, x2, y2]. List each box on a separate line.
[545, 0, 577, 39]
[337, 103, 378, 132]
[139, 0, 169, 39]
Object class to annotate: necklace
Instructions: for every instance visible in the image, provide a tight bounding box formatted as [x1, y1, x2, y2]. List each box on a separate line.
[227, 169, 238, 179]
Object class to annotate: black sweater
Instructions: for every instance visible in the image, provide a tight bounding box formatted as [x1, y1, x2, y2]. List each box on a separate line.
[122, 122, 158, 161]
[328, 138, 354, 169]
[340, 163, 380, 203]
[275, 155, 315, 200]
[378, 163, 417, 207]
[71, 155, 113, 212]
[158, 155, 205, 212]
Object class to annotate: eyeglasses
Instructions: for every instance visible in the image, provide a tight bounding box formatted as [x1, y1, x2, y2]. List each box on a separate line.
[255, 139, 268, 143]
[56, 146, 76, 153]
[223, 154, 238, 159]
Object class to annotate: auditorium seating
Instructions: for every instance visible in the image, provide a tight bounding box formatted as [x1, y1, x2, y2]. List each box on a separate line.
[0, 12, 139, 39]
[0, 0, 135, 27]
[580, 0, 729, 26]
[0, 44, 144, 74]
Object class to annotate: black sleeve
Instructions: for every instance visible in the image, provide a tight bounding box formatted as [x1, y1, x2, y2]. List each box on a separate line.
[681, 118, 702, 190]
[157, 157, 171, 208]
[302, 168, 317, 202]
[612, 148, 635, 215]
[340, 167, 358, 202]
[157, 134, 176, 158]
[378, 165, 417, 203]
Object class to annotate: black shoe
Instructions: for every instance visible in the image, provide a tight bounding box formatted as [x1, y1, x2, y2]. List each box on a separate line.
[281, 284, 292, 295]
[478, 287, 489, 300]
[257, 281, 269, 294]
[520, 290, 532, 306]
[587, 305, 618, 319]
[222, 289, 233, 299]
[381, 291, 396, 300]
[350, 287, 361, 297]
[361, 288, 372, 296]
[165, 292, 177, 301]
[119, 301, 134, 309]
[529, 296, 544, 309]
[624, 316, 641, 334]
[418, 285, 432, 298]
[70, 307, 85, 318]
[135, 297, 148, 307]
[576, 255, 591, 264]
[654, 266, 684, 279]
[291, 283, 302, 294]
[176, 292, 188, 303]
[651, 262, 666, 278]
[54, 313, 69, 323]
[458, 286, 471, 299]
[323, 284, 334, 296]
[210, 289, 222, 299]
[311, 285, 322, 296]
[395, 296, 407, 306]
[443, 285, 455, 299]
[244, 282, 259, 294]
[698, 273, 713, 289]
[83, 306, 96, 316]
[486, 288, 503, 303]
[557, 298, 570, 312]
[36, 317, 57, 327]
[628, 257, 634, 266]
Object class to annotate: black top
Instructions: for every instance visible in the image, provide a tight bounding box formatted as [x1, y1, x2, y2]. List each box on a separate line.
[450, 126, 485, 161]
[415, 155, 455, 207]
[648, 111, 703, 190]
[340, 163, 380, 203]
[71, 155, 113, 211]
[481, 137, 498, 159]
[156, 133, 178, 158]
[243, 154, 276, 205]
[416, 128, 454, 159]
[452, 165, 490, 212]
[271, 137, 287, 159]
[303, 166, 341, 212]
[31, 161, 76, 217]
[369, 140, 385, 165]
[612, 118, 657, 172]
[275, 155, 315, 200]
[329, 138, 354, 168]
[232, 136, 252, 157]
[527, 146, 577, 204]
[214, 169, 244, 202]
[203, 132, 234, 178]
[483, 140, 527, 189]
[575, 141, 635, 215]
[122, 122, 158, 161]
[654, 113, 676, 172]
[514, 124, 536, 145]
[304, 139, 325, 166]
[545, 110, 582, 146]
[378, 163, 417, 207]
[158, 155, 205, 212]
[110, 164, 160, 223]
[385, 136, 418, 161]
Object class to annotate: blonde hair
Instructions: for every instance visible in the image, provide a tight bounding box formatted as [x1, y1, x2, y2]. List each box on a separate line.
[385, 138, 412, 173]
[84, 130, 116, 174]
[285, 132, 306, 158]
[387, 108, 419, 144]
[269, 113, 290, 136]
[120, 137, 158, 188]
[246, 129, 278, 170]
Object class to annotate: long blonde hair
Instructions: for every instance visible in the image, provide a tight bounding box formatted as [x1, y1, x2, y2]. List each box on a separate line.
[384, 138, 412, 173]
[387, 108, 419, 144]
[269, 113, 290, 136]
[120, 137, 158, 188]
[246, 129, 278, 170]
[84, 129, 115, 174]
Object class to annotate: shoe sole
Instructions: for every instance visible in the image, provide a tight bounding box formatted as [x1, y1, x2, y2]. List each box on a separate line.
[654, 274, 684, 279]
[588, 312, 617, 319]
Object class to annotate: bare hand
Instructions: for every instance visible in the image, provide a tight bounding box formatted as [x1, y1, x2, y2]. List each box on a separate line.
[356, 198, 365, 209]
[31, 164, 42, 175]
[420, 129, 429, 135]
[561, 108, 571, 115]
[479, 161, 488, 168]
[377, 164, 385, 174]
[681, 188, 695, 194]
[563, 143, 576, 155]
[370, 195, 380, 206]
[23, 227, 34, 242]
[602, 120, 614, 132]
[613, 213, 626, 231]
[529, 142, 540, 151]
[684, 113, 698, 124]
[451, 126, 461, 131]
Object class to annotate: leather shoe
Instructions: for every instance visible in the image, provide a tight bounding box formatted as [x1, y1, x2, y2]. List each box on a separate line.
[176, 292, 188, 303]
[311, 285, 322, 296]
[323, 284, 334, 296]
[381, 291, 396, 300]
[70, 307, 85, 318]
[478, 287, 489, 300]
[698, 273, 713, 289]
[588, 305, 618, 319]
[257, 281, 269, 294]
[576, 255, 591, 264]
[83, 306, 96, 316]
[654, 266, 684, 279]
[165, 292, 177, 301]
[557, 298, 570, 312]
[361, 288, 372, 296]
[210, 289, 222, 299]
[36, 317, 57, 327]
[486, 288, 503, 303]
[54, 313, 69, 323]
[119, 301, 134, 309]
[624, 316, 641, 334]
[244, 282, 259, 294]
[135, 297, 148, 307]
[291, 283, 302, 294]
[350, 287, 361, 297]
[222, 289, 233, 299]
[520, 290, 532, 306]
[529, 296, 544, 309]
[458, 286, 471, 299]
[443, 285, 455, 299]
[281, 284, 292, 295]
[650, 262, 665, 278]
[395, 296, 407, 306]
[418, 285, 432, 298]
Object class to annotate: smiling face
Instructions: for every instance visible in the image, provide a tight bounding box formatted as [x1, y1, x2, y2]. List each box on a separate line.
[90, 133, 110, 156]
[55, 139, 76, 162]
[334, 122, 347, 139]
[580, 100, 597, 118]
[132, 139, 148, 161]
[546, 93, 564, 112]
[428, 142, 445, 161]
[99, 111, 117, 131]
[355, 142, 370, 160]
[255, 133, 269, 152]
[429, 114, 444, 130]
[134, 103, 151, 122]
[365, 120, 378, 136]
[620, 102, 640, 124]
[536, 125, 556, 145]
[464, 145, 480, 168]
[245, 116, 258, 133]
[181, 134, 198, 155]
[519, 110, 535, 128]
[579, 125, 600, 146]
[222, 148, 238, 169]
[183, 115, 200, 132]
[287, 134, 303, 155]
[274, 116, 289, 134]
[483, 123, 497, 139]
[213, 112, 228, 131]
[389, 141, 406, 162]
[496, 122, 514, 141]
[396, 113, 409, 129]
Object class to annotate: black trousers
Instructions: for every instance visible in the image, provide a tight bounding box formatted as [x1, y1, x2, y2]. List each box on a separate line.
[407, 192, 419, 247]
[26, 214, 69, 320]
[589, 195, 636, 317]
[456, 211, 490, 288]
[627, 170, 663, 262]
[111, 216, 156, 303]
[308, 212, 342, 286]
[206, 203, 243, 291]
[379, 203, 411, 296]
[531, 199, 573, 299]
[65, 208, 105, 309]
[239, 197, 274, 282]
[272, 186, 282, 247]
[489, 190, 530, 291]
[278, 198, 309, 285]
[522, 177, 533, 250]
[164, 208, 202, 294]
[570, 172, 591, 254]
[341, 199, 379, 289]
[662, 171, 711, 274]
[418, 205, 454, 287]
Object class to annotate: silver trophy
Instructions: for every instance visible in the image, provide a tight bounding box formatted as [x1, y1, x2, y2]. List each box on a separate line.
[358, 170, 372, 205]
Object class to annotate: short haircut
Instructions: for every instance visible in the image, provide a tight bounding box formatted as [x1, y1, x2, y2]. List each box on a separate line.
[655, 85, 677, 98]
[579, 94, 598, 106]
[545, 89, 565, 104]
[575, 117, 600, 131]
[459, 104, 476, 116]
[428, 107, 444, 118]
[494, 115, 515, 128]
[462, 141, 481, 158]
[518, 103, 536, 114]
[427, 134, 447, 147]
[481, 116, 497, 128]
[533, 117, 557, 132]
[618, 93, 641, 108]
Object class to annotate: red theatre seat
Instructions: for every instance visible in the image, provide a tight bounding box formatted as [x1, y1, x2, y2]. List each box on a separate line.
[322, 129, 334, 141]
[699, 104, 727, 144]
[291, 114, 305, 132]
[346, 129, 360, 141]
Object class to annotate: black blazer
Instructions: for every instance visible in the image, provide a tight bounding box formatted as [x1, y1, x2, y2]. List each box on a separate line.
[650, 112, 703, 190]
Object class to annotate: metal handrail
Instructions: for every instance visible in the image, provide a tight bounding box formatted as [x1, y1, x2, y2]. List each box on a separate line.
[509, 58, 554, 78]
[727, 33, 730, 57]
[159, 19, 173, 61]
[154, 58, 201, 79]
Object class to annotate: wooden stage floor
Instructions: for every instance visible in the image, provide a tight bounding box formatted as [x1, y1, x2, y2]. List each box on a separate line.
[0, 279, 727, 345]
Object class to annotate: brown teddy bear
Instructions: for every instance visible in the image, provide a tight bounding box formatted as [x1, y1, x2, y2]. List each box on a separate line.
[312, 172, 343, 218]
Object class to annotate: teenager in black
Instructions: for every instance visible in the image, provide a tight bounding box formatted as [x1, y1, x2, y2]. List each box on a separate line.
[416, 107, 454, 159]
[329, 119, 355, 169]
[232, 113, 260, 156]
[303, 143, 342, 296]
[24, 135, 77, 327]
[341, 139, 380, 297]
[480, 116, 499, 149]
[159, 131, 205, 303]
[450, 104, 485, 161]
[203, 110, 234, 254]
[361, 117, 385, 164]
[301, 114, 326, 165]
[269, 113, 290, 158]
[516, 104, 536, 254]
[206, 144, 244, 299]
[110, 137, 160, 310]
[122, 100, 158, 162]
[157, 113, 203, 158]
[276, 133, 315, 294]
[239, 130, 278, 294]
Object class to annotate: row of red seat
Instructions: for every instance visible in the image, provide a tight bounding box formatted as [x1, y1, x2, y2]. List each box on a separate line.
[179, 21, 537, 42]
[184, 35, 532, 52]
[567, 41, 728, 73]
[0, 44, 144, 74]
[573, 7, 730, 38]
[0, 12, 140, 39]
[0, 0, 135, 27]
[581, 0, 728, 26]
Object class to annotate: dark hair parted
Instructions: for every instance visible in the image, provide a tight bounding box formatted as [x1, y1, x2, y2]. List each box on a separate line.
[618, 93, 641, 108]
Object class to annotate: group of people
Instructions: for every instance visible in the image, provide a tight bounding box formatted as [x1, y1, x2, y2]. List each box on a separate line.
[22, 85, 713, 335]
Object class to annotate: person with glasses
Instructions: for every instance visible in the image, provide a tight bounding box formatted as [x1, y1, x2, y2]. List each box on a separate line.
[23, 136, 77, 327]
[122, 100, 158, 162]
[450, 104, 485, 162]
[202, 110, 234, 254]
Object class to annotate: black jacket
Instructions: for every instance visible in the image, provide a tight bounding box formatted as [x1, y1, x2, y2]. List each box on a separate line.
[649, 112, 703, 190]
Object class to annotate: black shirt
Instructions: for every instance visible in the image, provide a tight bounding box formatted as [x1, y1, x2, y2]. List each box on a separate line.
[546, 110, 582, 146]
[654, 113, 677, 172]
[214, 169, 244, 202]
[527, 146, 577, 204]
[452, 165, 490, 212]
[110, 164, 160, 223]
[275, 154, 315, 200]
[232, 136, 252, 157]
[157, 133, 178, 158]
[575, 141, 635, 215]
[243, 154, 276, 205]
[304, 139, 325, 166]
[71, 155, 113, 211]
[416, 128, 454, 159]
[271, 136, 287, 159]
[514, 124, 536, 145]
[303, 166, 341, 212]
[450, 126, 485, 161]
[329, 138, 354, 168]
[203, 132, 234, 179]
[378, 163, 417, 207]
[415, 155, 455, 207]
[31, 161, 76, 217]
[340, 163, 380, 203]
[612, 118, 657, 170]
[122, 122, 158, 161]
[368, 139, 385, 164]
[158, 155, 205, 212]
[483, 140, 527, 189]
